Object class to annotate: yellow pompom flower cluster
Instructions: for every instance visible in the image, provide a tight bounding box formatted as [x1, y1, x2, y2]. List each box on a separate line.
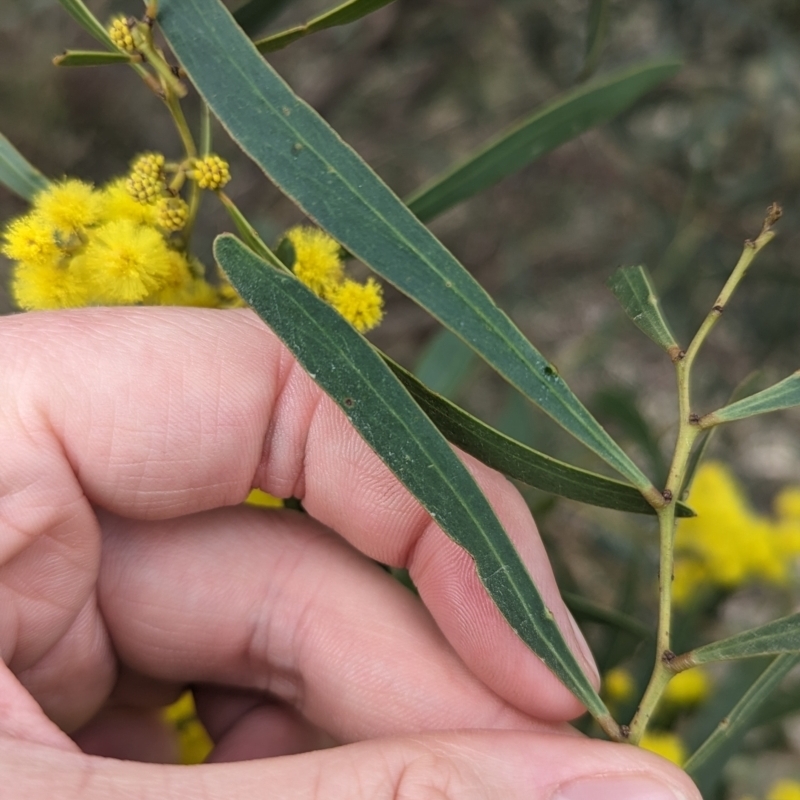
[603, 667, 636, 704]
[768, 779, 800, 800]
[1, 165, 226, 310]
[283, 226, 385, 332]
[663, 666, 710, 707]
[672, 462, 800, 605]
[126, 152, 166, 204]
[108, 16, 137, 54]
[157, 196, 190, 232]
[190, 155, 231, 191]
[639, 731, 687, 766]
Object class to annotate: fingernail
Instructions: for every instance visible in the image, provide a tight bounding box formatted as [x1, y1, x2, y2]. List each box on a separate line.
[553, 775, 689, 800]
[566, 610, 600, 685]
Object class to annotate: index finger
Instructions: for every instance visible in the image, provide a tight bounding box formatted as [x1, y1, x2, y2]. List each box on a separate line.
[0, 306, 597, 721]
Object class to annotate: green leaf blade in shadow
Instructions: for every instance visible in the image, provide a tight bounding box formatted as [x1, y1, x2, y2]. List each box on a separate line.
[53, 50, 134, 67]
[215, 232, 610, 722]
[702, 371, 800, 427]
[0, 133, 50, 202]
[607, 265, 679, 356]
[254, 0, 396, 53]
[158, 0, 656, 496]
[677, 614, 800, 668]
[405, 61, 681, 224]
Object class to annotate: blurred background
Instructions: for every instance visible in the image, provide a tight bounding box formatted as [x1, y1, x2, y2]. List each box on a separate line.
[2, 1, 800, 796]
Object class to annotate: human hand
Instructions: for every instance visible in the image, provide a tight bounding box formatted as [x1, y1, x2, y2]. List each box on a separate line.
[0, 307, 699, 799]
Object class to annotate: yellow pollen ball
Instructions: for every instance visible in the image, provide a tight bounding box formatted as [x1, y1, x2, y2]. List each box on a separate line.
[768, 780, 800, 800]
[285, 225, 343, 298]
[1, 213, 62, 267]
[11, 259, 89, 310]
[131, 153, 165, 177]
[108, 16, 137, 54]
[156, 196, 190, 232]
[34, 179, 101, 236]
[330, 277, 384, 333]
[603, 667, 635, 703]
[73, 220, 174, 304]
[191, 155, 230, 190]
[639, 732, 687, 766]
[663, 667, 710, 707]
[98, 179, 159, 226]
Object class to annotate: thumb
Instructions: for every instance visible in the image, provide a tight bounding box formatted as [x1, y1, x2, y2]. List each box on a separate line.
[5, 729, 700, 800]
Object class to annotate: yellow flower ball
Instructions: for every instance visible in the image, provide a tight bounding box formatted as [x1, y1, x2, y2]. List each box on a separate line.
[11, 259, 89, 310]
[190, 154, 231, 191]
[74, 220, 174, 304]
[776, 487, 800, 520]
[330, 277, 384, 333]
[603, 667, 636, 703]
[768, 779, 800, 800]
[98, 179, 159, 226]
[108, 16, 137, 54]
[664, 667, 710, 707]
[285, 225, 344, 298]
[1, 213, 62, 267]
[156, 196, 190, 232]
[639, 731, 687, 766]
[34, 179, 101, 236]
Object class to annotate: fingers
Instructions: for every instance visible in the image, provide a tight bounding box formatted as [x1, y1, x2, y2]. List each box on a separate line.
[2, 729, 701, 800]
[1, 308, 593, 722]
[193, 686, 331, 762]
[96, 505, 564, 741]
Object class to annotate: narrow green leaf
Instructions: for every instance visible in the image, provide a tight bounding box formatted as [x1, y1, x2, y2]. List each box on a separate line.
[388, 359, 694, 517]
[701, 371, 800, 428]
[685, 653, 800, 796]
[676, 613, 800, 668]
[234, 0, 295, 35]
[607, 266, 680, 356]
[577, 0, 610, 82]
[254, 0, 396, 53]
[53, 50, 134, 67]
[55, 0, 116, 49]
[405, 61, 681, 223]
[562, 591, 650, 639]
[215, 233, 611, 722]
[0, 133, 50, 202]
[414, 329, 476, 398]
[158, 0, 657, 496]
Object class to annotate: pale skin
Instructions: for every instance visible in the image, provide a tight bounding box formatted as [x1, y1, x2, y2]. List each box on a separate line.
[0, 307, 700, 800]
